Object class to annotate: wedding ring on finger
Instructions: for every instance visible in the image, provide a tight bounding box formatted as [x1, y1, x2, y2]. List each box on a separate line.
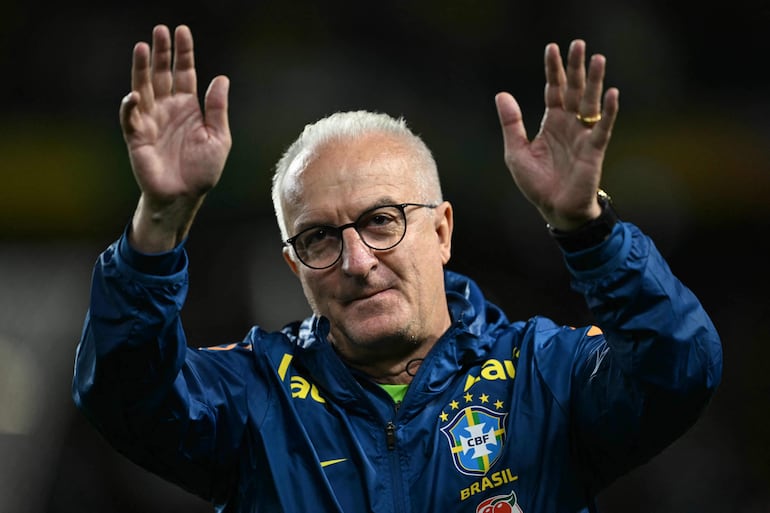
[576, 112, 602, 127]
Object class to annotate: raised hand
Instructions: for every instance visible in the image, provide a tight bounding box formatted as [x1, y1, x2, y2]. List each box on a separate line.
[120, 25, 231, 252]
[495, 40, 619, 231]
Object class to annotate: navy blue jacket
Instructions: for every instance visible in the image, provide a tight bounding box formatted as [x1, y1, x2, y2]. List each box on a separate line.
[72, 222, 722, 512]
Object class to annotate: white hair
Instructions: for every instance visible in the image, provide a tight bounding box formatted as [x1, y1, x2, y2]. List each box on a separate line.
[271, 110, 443, 240]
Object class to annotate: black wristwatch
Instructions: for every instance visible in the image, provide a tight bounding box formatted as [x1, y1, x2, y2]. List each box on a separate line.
[547, 190, 619, 252]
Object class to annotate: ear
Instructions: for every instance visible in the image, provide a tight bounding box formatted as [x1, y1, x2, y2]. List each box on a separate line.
[435, 201, 453, 265]
[282, 246, 301, 277]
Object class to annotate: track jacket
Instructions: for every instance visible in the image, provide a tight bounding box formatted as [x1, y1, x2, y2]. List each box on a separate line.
[72, 221, 723, 513]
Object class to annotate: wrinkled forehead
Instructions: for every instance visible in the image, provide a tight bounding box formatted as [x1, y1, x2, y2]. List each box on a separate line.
[281, 132, 422, 211]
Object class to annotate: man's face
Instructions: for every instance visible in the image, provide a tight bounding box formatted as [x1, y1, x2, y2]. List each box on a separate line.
[281, 132, 453, 364]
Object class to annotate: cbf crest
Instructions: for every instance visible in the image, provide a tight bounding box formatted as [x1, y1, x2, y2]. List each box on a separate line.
[440, 400, 508, 476]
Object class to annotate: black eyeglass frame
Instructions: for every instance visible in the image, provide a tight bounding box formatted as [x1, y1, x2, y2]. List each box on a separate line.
[284, 202, 438, 270]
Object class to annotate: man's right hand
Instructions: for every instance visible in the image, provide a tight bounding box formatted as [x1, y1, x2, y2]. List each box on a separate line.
[120, 24, 231, 253]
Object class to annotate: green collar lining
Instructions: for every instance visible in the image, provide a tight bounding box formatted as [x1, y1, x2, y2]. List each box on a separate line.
[379, 383, 409, 403]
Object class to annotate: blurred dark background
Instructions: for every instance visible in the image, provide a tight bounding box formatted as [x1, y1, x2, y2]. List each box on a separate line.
[1, 1, 768, 511]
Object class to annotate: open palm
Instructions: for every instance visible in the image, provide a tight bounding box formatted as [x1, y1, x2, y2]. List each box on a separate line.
[120, 25, 231, 250]
[495, 40, 619, 231]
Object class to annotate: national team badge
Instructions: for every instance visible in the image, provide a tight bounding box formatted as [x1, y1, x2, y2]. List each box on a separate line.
[441, 405, 508, 476]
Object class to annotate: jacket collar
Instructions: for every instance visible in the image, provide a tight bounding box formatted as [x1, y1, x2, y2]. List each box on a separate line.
[295, 270, 508, 414]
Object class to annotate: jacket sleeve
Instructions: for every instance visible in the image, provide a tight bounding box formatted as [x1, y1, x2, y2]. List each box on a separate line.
[560, 221, 722, 490]
[71, 233, 262, 503]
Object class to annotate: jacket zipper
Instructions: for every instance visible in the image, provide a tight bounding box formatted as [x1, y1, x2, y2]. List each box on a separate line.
[383, 379, 413, 508]
[386, 421, 397, 450]
[386, 399, 401, 450]
[384, 420, 406, 512]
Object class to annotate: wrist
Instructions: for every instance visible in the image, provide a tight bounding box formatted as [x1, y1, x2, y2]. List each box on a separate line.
[548, 190, 618, 252]
[119, 225, 186, 275]
[130, 195, 202, 252]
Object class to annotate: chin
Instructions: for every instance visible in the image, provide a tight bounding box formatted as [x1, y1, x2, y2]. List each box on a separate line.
[336, 317, 417, 349]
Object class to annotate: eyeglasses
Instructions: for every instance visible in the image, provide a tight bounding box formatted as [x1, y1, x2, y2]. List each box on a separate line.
[284, 202, 438, 269]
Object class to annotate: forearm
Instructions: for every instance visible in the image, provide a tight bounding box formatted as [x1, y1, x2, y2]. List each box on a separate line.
[567, 222, 722, 392]
[565, 222, 722, 488]
[71, 237, 239, 499]
[72, 236, 189, 416]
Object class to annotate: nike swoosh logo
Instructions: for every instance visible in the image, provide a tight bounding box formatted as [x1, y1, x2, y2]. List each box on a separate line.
[320, 458, 348, 468]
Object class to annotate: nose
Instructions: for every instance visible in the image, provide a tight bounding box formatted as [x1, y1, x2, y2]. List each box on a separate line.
[339, 227, 378, 276]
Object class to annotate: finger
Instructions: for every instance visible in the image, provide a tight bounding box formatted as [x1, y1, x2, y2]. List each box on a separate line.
[204, 75, 231, 144]
[579, 53, 606, 118]
[172, 25, 197, 95]
[588, 87, 619, 150]
[151, 25, 173, 99]
[119, 91, 141, 137]
[544, 43, 566, 110]
[495, 92, 529, 158]
[564, 39, 586, 113]
[131, 41, 154, 111]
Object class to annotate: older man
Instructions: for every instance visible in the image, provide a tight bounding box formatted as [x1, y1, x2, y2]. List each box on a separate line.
[72, 24, 722, 513]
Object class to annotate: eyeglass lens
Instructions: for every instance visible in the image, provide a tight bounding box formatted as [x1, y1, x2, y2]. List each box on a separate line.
[294, 205, 407, 268]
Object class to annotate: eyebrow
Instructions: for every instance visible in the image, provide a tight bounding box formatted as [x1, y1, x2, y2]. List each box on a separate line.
[292, 196, 401, 234]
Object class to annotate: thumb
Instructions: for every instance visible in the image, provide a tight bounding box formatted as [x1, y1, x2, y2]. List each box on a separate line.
[494, 92, 529, 157]
[204, 75, 231, 143]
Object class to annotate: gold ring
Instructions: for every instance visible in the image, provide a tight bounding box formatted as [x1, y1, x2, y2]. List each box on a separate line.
[576, 112, 602, 127]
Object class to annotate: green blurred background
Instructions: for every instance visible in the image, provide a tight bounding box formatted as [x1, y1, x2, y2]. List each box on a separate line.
[1, 1, 768, 511]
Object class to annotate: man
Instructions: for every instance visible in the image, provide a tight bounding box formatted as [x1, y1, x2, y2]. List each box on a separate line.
[72, 24, 723, 513]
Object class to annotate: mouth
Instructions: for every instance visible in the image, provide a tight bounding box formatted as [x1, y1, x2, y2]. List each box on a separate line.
[343, 287, 393, 305]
